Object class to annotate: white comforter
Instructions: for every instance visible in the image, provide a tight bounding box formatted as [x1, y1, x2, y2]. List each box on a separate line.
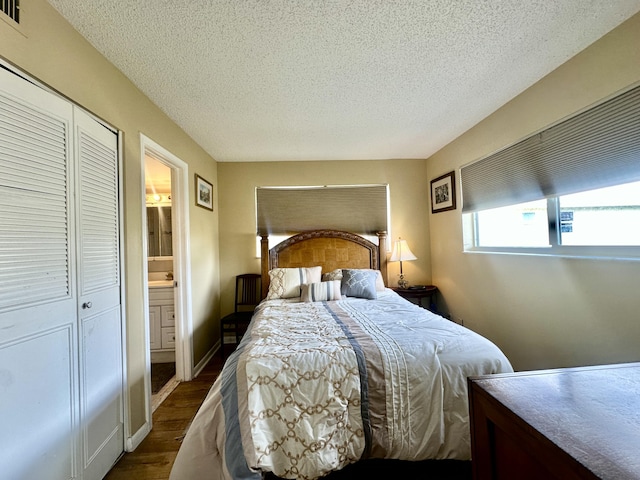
[170, 289, 513, 480]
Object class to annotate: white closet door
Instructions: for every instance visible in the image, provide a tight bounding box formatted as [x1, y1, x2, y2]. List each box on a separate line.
[74, 107, 124, 480]
[0, 68, 79, 479]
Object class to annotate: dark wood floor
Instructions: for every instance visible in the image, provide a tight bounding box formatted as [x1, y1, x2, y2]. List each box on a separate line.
[104, 355, 224, 480]
[105, 354, 471, 480]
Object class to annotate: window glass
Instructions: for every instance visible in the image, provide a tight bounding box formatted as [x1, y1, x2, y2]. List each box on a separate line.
[475, 199, 549, 247]
[559, 181, 640, 246]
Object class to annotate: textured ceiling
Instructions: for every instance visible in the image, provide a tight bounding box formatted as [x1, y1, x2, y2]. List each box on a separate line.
[47, 1, 640, 163]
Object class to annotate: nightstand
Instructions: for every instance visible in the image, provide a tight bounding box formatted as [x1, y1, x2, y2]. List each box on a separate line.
[392, 285, 438, 312]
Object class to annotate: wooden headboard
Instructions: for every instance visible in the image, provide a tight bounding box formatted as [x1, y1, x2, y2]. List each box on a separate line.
[260, 230, 387, 299]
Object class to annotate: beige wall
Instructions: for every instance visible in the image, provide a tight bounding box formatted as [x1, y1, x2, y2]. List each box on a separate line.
[5, 0, 639, 443]
[217, 160, 431, 315]
[0, 0, 220, 435]
[427, 13, 640, 372]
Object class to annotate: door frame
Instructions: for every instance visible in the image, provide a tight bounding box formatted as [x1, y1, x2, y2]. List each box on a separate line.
[140, 134, 194, 416]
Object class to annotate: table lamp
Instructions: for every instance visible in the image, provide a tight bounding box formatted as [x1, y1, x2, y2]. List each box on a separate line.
[390, 238, 417, 289]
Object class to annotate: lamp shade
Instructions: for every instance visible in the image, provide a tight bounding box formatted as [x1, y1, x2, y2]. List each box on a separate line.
[390, 239, 417, 262]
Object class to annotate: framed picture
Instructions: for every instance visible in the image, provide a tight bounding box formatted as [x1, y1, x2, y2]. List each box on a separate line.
[430, 171, 456, 213]
[195, 174, 213, 211]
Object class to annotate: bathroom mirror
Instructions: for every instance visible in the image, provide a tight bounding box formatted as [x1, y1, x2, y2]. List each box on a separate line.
[147, 206, 173, 257]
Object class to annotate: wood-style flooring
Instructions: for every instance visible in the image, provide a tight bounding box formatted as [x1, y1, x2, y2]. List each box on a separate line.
[105, 354, 471, 480]
[104, 355, 224, 480]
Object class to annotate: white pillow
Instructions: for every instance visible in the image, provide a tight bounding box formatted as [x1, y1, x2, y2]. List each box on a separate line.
[267, 266, 322, 299]
[322, 268, 386, 291]
[301, 280, 342, 302]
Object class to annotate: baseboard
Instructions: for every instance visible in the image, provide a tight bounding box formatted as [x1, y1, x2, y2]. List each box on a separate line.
[126, 422, 151, 452]
[193, 342, 218, 377]
[126, 342, 218, 453]
[151, 376, 180, 412]
[151, 350, 176, 363]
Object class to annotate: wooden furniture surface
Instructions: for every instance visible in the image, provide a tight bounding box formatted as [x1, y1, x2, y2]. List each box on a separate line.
[220, 273, 261, 359]
[468, 362, 640, 480]
[260, 230, 387, 299]
[391, 285, 438, 311]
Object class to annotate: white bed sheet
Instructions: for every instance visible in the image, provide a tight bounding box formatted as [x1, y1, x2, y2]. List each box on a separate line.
[170, 289, 513, 480]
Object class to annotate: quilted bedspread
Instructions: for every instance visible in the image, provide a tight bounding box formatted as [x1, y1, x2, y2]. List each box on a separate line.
[169, 290, 513, 480]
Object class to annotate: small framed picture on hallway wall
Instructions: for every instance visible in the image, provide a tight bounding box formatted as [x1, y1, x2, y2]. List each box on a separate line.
[195, 174, 213, 211]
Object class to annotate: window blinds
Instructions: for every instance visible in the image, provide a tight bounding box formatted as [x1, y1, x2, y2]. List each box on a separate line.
[460, 84, 640, 213]
[256, 184, 388, 236]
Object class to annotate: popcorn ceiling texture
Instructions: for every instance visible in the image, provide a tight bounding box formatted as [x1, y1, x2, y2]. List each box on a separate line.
[48, 0, 640, 162]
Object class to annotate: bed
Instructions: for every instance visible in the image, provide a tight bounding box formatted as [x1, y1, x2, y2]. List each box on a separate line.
[170, 230, 513, 480]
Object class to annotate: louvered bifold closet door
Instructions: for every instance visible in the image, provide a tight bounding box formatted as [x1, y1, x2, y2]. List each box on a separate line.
[74, 107, 124, 480]
[0, 68, 79, 479]
[0, 81, 72, 310]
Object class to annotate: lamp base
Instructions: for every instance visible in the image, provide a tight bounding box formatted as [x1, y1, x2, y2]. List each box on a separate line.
[397, 275, 409, 289]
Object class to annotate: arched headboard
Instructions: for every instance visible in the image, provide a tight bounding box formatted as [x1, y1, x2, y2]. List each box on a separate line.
[260, 230, 387, 299]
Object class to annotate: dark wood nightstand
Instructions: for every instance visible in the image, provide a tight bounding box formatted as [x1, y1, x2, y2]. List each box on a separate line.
[391, 285, 438, 312]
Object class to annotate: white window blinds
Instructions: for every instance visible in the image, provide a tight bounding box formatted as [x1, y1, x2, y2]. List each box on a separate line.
[256, 184, 388, 236]
[460, 84, 640, 213]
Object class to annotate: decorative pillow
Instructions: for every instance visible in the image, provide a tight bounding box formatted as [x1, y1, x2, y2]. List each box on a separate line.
[340, 269, 378, 300]
[301, 280, 342, 302]
[322, 269, 343, 282]
[267, 266, 322, 299]
[322, 268, 386, 291]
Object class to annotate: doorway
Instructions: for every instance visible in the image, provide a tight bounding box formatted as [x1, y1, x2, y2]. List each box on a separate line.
[145, 156, 176, 408]
[141, 134, 194, 418]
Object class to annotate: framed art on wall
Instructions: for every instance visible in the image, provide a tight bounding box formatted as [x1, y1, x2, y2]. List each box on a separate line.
[430, 171, 456, 213]
[195, 174, 213, 211]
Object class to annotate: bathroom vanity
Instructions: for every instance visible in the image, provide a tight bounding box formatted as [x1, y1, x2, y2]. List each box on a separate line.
[148, 281, 175, 363]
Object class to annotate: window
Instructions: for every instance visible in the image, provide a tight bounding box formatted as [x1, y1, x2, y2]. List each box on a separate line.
[461, 83, 640, 259]
[558, 181, 640, 246]
[474, 199, 549, 248]
[466, 180, 640, 257]
[256, 184, 389, 236]
[255, 184, 390, 256]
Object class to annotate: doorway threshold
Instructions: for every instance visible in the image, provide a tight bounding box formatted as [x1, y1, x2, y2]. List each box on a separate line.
[151, 376, 179, 412]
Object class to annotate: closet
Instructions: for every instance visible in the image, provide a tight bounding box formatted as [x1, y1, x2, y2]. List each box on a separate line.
[0, 66, 124, 479]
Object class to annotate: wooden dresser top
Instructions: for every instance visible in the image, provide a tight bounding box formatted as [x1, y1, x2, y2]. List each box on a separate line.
[469, 362, 640, 480]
